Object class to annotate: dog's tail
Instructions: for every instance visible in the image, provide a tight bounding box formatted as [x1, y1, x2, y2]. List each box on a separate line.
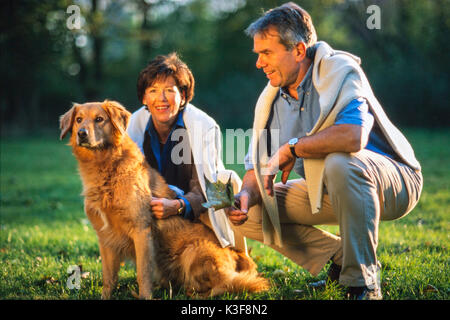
[228, 271, 270, 293]
[207, 270, 269, 297]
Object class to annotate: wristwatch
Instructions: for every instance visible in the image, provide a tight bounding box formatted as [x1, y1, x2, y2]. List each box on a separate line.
[177, 199, 185, 215]
[288, 138, 299, 158]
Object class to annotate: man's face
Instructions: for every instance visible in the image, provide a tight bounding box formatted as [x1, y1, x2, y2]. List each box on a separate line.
[253, 26, 301, 89]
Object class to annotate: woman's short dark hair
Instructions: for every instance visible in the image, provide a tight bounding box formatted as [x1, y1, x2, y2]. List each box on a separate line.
[245, 2, 317, 57]
[137, 52, 195, 108]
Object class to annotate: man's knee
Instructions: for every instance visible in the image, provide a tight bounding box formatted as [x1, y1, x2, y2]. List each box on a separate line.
[324, 152, 354, 180]
[323, 152, 369, 190]
[232, 204, 263, 241]
[247, 203, 263, 225]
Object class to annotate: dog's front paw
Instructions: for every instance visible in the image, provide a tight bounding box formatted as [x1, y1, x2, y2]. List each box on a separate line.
[101, 288, 113, 300]
[138, 291, 153, 300]
[131, 289, 152, 300]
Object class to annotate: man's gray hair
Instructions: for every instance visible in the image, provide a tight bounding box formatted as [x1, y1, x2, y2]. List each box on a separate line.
[245, 2, 317, 58]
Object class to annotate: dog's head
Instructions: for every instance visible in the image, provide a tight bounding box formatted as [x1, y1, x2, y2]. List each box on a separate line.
[59, 100, 131, 149]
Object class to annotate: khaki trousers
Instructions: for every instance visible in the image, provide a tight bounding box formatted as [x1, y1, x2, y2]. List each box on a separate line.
[234, 150, 423, 287]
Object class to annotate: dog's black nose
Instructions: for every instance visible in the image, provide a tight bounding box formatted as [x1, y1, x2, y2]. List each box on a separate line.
[78, 128, 88, 139]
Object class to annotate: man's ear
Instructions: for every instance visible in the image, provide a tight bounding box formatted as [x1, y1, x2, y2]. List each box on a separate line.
[59, 104, 78, 140]
[294, 41, 307, 62]
[102, 100, 131, 136]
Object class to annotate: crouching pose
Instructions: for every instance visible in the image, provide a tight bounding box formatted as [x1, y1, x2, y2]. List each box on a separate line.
[227, 2, 423, 300]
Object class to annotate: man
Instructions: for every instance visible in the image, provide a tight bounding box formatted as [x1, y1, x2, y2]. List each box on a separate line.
[227, 2, 423, 300]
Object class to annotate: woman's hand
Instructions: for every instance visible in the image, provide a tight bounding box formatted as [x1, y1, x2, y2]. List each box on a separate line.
[150, 197, 181, 219]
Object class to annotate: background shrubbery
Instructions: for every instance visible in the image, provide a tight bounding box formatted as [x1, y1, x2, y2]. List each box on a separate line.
[1, 0, 449, 134]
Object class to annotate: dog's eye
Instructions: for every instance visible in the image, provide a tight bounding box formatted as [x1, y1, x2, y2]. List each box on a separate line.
[95, 117, 104, 123]
[76, 117, 82, 123]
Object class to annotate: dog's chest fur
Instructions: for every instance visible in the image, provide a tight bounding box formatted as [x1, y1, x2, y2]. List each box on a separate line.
[77, 141, 152, 256]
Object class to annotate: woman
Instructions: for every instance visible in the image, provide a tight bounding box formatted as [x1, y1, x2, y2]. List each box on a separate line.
[127, 53, 245, 250]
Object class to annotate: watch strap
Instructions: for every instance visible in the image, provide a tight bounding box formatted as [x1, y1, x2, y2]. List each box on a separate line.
[289, 145, 298, 158]
[177, 199, 185, 215]
[288, 138, 299, 158]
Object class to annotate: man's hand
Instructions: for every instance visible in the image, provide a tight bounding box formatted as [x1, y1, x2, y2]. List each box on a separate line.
[150, 197, 181, 219]
[263, 143, 296, 196]
[225, 191, 250, 226]
[224, 170, 262, 226]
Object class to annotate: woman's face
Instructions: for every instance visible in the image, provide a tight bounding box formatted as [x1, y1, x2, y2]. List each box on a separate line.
[142, 76, 185, 127]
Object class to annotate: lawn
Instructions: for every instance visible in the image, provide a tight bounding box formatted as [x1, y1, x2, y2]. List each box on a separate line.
[0, 128, 448, 300]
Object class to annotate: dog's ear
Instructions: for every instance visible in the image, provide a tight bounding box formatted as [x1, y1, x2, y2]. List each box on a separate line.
[59, 104, 78, 140]
[102, 100, 131, 136]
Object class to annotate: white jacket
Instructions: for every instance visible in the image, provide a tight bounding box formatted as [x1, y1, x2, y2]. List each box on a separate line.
[127, 104, 245, 250]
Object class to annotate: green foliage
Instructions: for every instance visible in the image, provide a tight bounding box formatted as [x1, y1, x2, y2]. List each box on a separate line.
[202, 175, 235, 210]
[0, 129, 449, 299]
[1, 0, 449, 135]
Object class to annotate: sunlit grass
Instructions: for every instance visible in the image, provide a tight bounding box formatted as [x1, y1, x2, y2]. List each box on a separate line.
[0, 128, 448, 299]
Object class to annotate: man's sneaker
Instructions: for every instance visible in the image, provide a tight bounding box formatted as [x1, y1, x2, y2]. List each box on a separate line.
[308, 262, 342, 288]
[346, 286, 383, 300]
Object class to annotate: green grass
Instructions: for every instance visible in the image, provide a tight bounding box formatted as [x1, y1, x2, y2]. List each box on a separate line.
[0, 128, 449, 300]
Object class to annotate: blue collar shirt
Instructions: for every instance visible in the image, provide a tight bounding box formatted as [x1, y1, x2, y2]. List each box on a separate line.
[144, 109, 194, 219]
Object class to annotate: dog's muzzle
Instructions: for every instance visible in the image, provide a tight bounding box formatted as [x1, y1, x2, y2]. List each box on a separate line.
[78, 128, 89, 144]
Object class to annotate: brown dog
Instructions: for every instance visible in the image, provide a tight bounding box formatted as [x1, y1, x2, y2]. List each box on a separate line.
[59, 100, 269, 299]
